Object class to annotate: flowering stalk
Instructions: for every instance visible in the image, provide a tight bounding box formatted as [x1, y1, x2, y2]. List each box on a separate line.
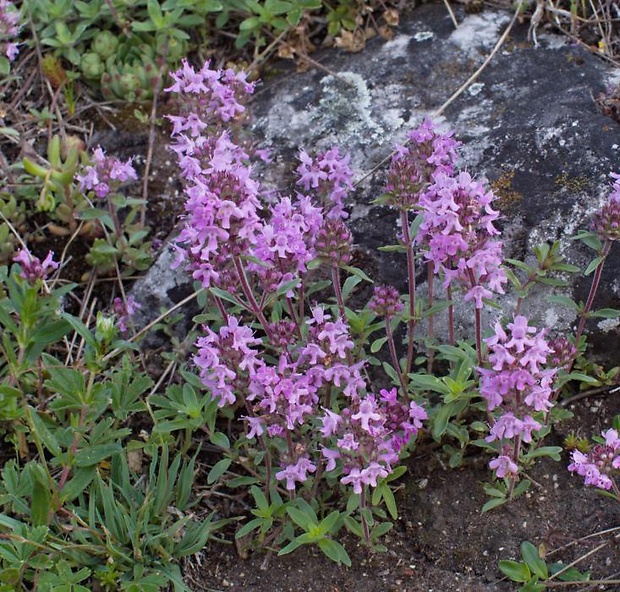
[369, 285, 407, 397]
[573, 239, 611, 355]
[479, 315, 557, 487]
[569, 173, 620, 369]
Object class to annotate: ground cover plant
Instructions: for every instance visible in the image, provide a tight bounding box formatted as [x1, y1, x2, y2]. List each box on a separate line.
[2, 1, 620, 591]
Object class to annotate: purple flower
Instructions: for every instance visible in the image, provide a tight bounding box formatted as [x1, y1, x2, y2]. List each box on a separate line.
[13, 248, 59, 283]
[592, 172, 620, 241]
[351, 396, 383, 431]
[341, 467, 365, 494]
[489, 455, 518, 479]
[478, 315, 557, 462]
[384, 118, 460, 209]
[194, 316, 263, 407]
[296, 146, 353, 219]
[0, 1, 20, 62]
[113, 295, 141, 333]
[368, 285, 403, 317]
[275, 456, 316, 491]
[417, 171, 507, 303]
[165, 59, 255, 124]
[568, 428, 620, 491]
[76, 147, 137, 199]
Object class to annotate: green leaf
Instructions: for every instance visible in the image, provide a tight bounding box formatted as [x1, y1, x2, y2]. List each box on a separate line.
[209, 286, 244, 308]
[563, 372, 599, 385]
[498, 560, 531, 582]
[546, 295, 580, 311]
[31, 479, 51, 526]
[371, 521, 393, 539]
[584, 255, 605, 276]
[210, 432, 230, 449]
[430, 401, 455, 440]
[341, 275, 361, 301]
[378, 244, 407, 253]
[520, 581, 547, 592]
[227, 476, 260, 487]
[341, 264, 373, 284]
[318, 538, 351, 566]
[520, 541, 548, 580]
[521, 446, 562, 461]
[482, 497, 508, 512]
[408, 373, 450, 395]
[60, 313, 97, 349]
[382, 361, 400, 386]
[319, 510, 342, 535]
[370, 337, 388, 353]
[239, 16, 261, 30]
[30, 319, 71, 345]
[236, 517, 264, 538]
[74, 443, 122, 467]
[572, 230, 602, 252]
[278, 538, 304, 555]
[60, 467, 96, 502]
[344, 515, 363, 537]
[207, 458, 231, 485]
[287, 506, 316, 531]
[549, 563, 590, 582]
[590, 308, 620, 318]
[27, 407, 62, 458]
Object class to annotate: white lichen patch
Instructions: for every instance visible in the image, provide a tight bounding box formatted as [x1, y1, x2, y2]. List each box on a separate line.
[449, 11, 511, 58]
[467, 82, 485, 97]
[597, 318, 620, 333]
[380, 34, 411, 57]
[315, 72, 384, 146]
[413, 31, 434, 42]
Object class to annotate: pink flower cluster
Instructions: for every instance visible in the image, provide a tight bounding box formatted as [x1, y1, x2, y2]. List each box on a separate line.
[296, 147, 354, 220]
[478, 316, 557, 479]
[384, 118, 459, 209]
[76, 147, 138, 199]
[368, 285, 403, 317]
[418, 171, 507, 308]
[0, 1, 20, 62]
[167, 60, 426, 496]
[13, 248, 59, 283]
[569, 429, 620, 491]
[192, 304, 425, 493]
[592, 172, 620, 241]
[194, 315, 262, 407]
[320, 388, 427, 494]
[165, 59, 255, 124]
[249, 195, 323, 294]
[168, 61, 354, 295]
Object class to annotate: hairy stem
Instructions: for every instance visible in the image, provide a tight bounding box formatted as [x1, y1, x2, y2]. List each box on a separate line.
[572, 240, 612, 363]
[385, 314, 409, 397]
[400, 210, 417, 375]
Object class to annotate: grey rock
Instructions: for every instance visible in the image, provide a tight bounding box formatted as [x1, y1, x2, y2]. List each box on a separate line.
[133, 3, 620, 361]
